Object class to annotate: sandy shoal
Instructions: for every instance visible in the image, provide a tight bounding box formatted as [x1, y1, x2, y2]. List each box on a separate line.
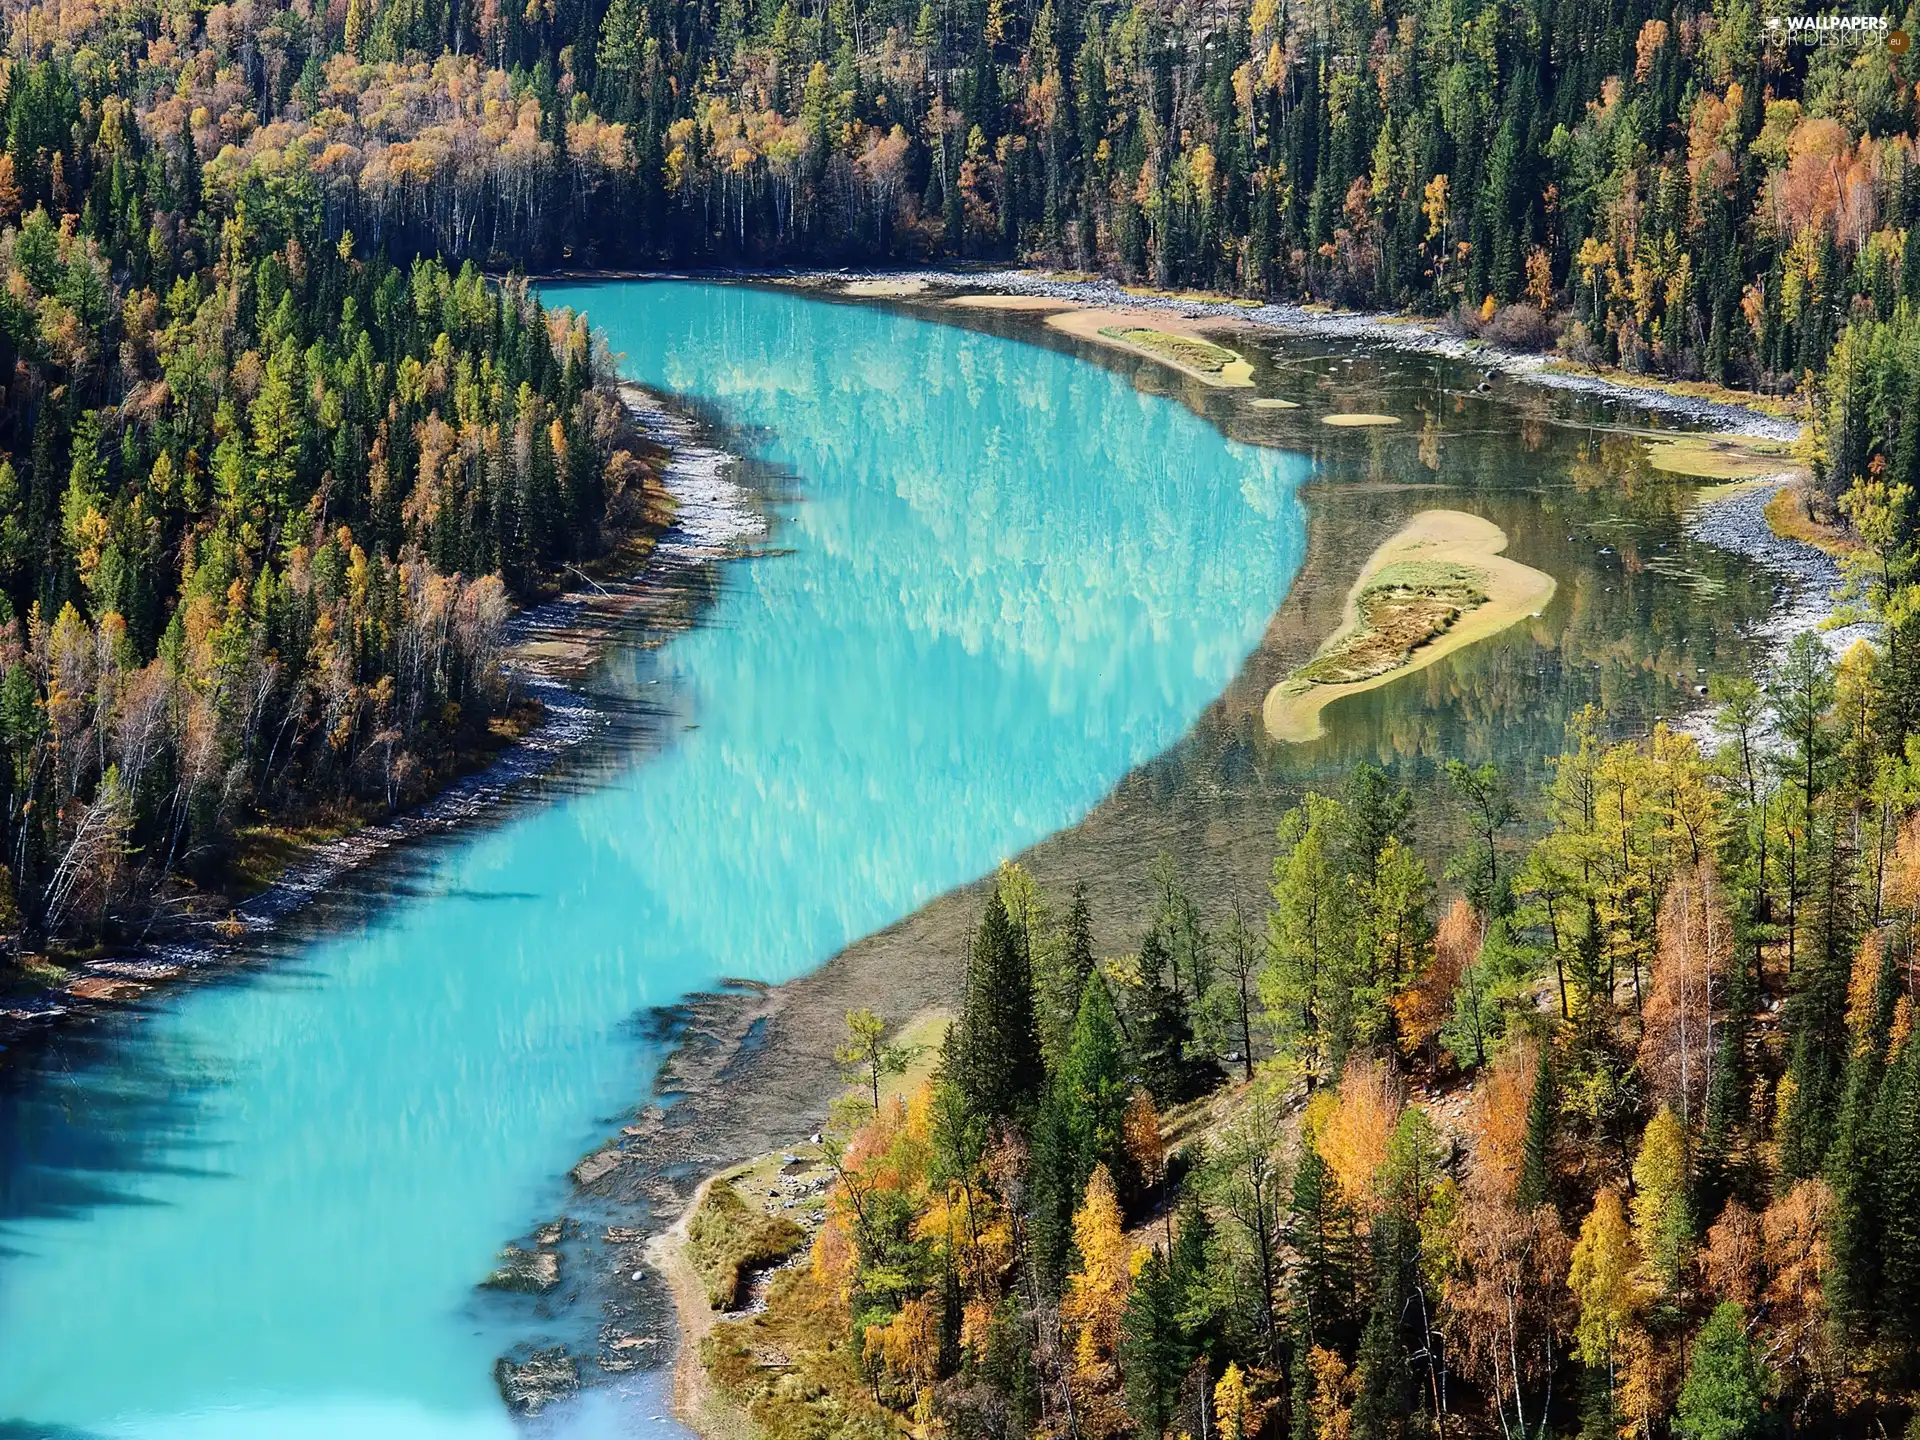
[948, 295, 1255, 386]
[841, 278, 929, 297]
[1262, 509, 1558, 744]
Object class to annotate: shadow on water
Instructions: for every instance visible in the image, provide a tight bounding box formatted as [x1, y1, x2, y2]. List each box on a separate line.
[0, 639, 682, 1236]
[0, 1012, 233, 1229]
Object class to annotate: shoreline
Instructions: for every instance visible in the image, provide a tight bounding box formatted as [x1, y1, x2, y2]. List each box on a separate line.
[949, 294, 1257, 386]
[1262, 510, 1559, 744]
[878, 269, 1805, 439]
[1686, 477, 1877, 658]
[521, 276, 1840, 1437]
[0, 387, 752, 1051]
[539, 266, 1803, 441]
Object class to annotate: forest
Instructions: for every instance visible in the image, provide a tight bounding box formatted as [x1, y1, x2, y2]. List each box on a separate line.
[0, 0, 672, 950]
[10, 0, 1913, 393]
[1, 0, 1919, 1430]
[5, 0, 1918, 393]
[0, 0, 1915, 946]
[700, 535, 1920, 1439]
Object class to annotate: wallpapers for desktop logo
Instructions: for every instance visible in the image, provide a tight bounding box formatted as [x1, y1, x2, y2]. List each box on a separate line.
[1763, 12, 1911, 51]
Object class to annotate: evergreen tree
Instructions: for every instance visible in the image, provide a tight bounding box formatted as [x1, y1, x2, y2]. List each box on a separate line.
[1286, 1140, 1358, 1352]
[948, 891, 1045, 1126]
[1027, 1081, 1078, 1296]
[1064, 970, 1132, 1188]
[1120, 1246, 1191, 1439]
[1133, 926, 1210, 1104]
[1673, 1302, 1766, 1440]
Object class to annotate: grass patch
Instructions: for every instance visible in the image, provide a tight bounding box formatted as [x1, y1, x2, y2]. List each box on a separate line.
[18, 955, 73, 986]
[1765, 483, 1862, 561]
[228, 819, 355, 897]
[1097, 325, 1244, 374]
[1645, 435, 1794, 480]
[687, 1183, 806, 1310]
[703, 1269, 899, 1440]
[1539, 360, 1804, 420]
[1296, 562, 1489, 685]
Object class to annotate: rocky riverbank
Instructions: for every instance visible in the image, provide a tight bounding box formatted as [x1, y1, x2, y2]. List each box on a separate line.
[821, 267, 1804, 441]
[1686, 478, 1876, 657]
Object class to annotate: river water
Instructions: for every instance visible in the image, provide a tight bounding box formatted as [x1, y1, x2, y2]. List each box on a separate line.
[0, 282, 1312, 1436]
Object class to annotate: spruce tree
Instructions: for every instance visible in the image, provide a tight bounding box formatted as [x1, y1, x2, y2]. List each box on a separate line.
[1027, 1082, 1078, 1295]
[1120, 1247, 1190, 1439]
[1063, 971, 1130, 1187]
[1287, 1141, 1358, 1352]
[1673, 1303, 1766, 1440]
[948, 891, 1045, 1126]
[1698, 941, 1756, 1218]
[1874, 1043, 1920, 1339]
[1517, 1048, 1555, 1210]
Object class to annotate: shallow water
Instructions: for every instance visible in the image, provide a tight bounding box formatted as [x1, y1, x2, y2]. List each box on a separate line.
[0, 282, 1311, 1437]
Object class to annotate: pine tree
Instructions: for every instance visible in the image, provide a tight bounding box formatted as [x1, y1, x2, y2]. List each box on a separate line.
[1064, 971, 1131, 1188]
[1169, 1187, 1216, 1345]
[1286, 1140, 1358, 1352]
[1873, 1040, 1920, 1338]
[949, 891, 1045, 1126]
[1040, 878, 1096, 1060]
[1697, 940, 1756, 1218]
[1134, 926, 1207, 1103]
[1264, 793, 1358, 1084]
[1028, 1082, 1078, 1296]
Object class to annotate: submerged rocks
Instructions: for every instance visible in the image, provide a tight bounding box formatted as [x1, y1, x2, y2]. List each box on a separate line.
[571, 1147, 625, 1188]
[483, 1244, 561, 1293]
[494, 1346, 578, 1414]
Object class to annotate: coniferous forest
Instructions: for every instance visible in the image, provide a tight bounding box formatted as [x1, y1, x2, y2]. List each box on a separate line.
[3, 0, 1919, 938]
[7, 0, 1920, 1435]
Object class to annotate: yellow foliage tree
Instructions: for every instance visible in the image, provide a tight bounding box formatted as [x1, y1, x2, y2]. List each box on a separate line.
[1061, 1164, 1135, 1437]
[1319, 1054, 1405, 1222]
[1569, 1185, 1642, 1396]
[1631, 1106, 1692, 1296]
[1214, 1361, 1261, 1440]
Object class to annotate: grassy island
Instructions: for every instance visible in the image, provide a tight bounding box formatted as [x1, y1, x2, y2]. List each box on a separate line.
[948, 296, 1256, 386]
[1264, 510, 1557, 743]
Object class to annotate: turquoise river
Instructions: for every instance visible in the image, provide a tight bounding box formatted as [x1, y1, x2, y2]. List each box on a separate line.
[0, 282, 1311, 1436]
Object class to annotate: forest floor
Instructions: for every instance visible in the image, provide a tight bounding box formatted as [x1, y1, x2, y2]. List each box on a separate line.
[1262, 510, 1558, 743]
[636, 1011, 952, 1438]
[0, 388, 698, 1048]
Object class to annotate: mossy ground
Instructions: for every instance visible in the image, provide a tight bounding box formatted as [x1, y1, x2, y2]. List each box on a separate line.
[1644, 435, 1795, 481]
[1295, 562, 1490, 686]
[1096, 325, 1244, 374]
[686, 1183, 807, 1311]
